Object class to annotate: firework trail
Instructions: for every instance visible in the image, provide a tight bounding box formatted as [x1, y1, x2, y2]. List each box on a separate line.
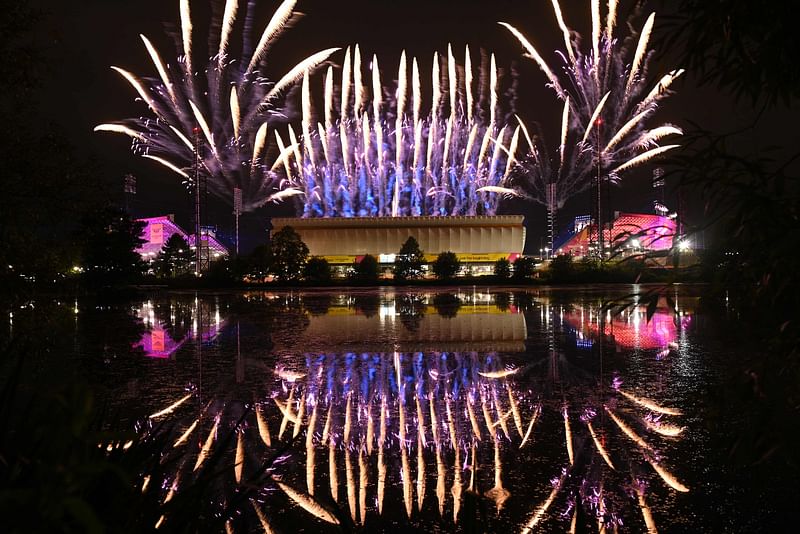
[501, 0, 683, 208]
[277, 45, 521, 217]
[95, 0, 339, 211]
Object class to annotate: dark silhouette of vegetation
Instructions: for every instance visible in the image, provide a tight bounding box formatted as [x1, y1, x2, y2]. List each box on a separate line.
[0, 342, 307, 534]
[432, 292, 462, 318]
[354, 294, 380, 317]
[662, 0, 800, 105]
[304, 256, 331, 283]
[494, 258, 511, 279]
[247, 244, 273, 279]
[512, 256, 536, 280]
[154, 234, 194, 278]
[78, 208, 146, 290]
[397, 293, 427, 331]
[0, 1, 109, 302]
[548, 254, 575, 283]
[352, 254, 379, 284]
[656, 0, 800, 471]
[493, 292, 512, 311]
[432, 251, 460, 280]
[393, 236, 425, 280]
[269, 226, 308, 282]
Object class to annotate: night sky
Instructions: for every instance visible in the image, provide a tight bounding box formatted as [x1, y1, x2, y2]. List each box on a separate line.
[31, 0, 800, 253]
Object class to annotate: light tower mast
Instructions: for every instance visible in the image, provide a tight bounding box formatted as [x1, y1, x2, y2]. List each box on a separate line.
[233, 187, 242, 257]
[192, 127, 209, 274]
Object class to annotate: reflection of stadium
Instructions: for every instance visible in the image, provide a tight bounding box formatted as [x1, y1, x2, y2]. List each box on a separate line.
[563, 296, 693, 350]
[299, 305, 526, 352]
[133, 299, 226, 358]
[272, 215, 525, 275]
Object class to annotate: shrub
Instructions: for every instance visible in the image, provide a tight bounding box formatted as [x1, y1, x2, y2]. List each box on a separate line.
[494, 258, 511, 279]
[304, 256, 331, 283]
[512, 256, 536, 280]
[432, 251, 460, 280]
[353, 254, 379, 283]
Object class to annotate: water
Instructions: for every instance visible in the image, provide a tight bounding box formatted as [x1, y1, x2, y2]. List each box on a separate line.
[10, 286, 794, 532]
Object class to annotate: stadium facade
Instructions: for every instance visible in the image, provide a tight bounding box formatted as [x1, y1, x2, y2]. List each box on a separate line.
[272, 215, 526, 275]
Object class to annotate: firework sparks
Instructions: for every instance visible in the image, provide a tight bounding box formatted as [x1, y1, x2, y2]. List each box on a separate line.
[502, 1, 682, 212]
[96, 0, 338, 211]
[281, 45, 519, 217]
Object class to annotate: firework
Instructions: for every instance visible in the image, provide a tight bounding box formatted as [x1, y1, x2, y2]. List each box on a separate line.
[95, 0, 339, 211]
[501, 0, 683, 234]
[278, 45, 521, 217]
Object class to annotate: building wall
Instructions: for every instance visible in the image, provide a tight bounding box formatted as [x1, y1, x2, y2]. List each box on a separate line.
[272, 215, 526, 264]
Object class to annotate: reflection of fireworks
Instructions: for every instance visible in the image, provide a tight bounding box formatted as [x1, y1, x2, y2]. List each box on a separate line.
[501, 0, 683, 206]
[95, 0, 338, 210]
[112, 291, 694, 531]
[280, 45, 520, 217]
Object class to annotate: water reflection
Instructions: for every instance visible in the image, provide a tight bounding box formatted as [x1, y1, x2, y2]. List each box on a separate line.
[123, 289, 695, 532]
[134, 298, 226, 358]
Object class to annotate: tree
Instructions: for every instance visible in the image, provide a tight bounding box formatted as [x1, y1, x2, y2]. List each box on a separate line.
[548, 254, 575, 283]
[270, 226, 308, 281]
[352, 254, 379, 283]
[512, 256, 536, 280]
[154, 234, 193, 278]
[394, 236, 425, 280]
[247, 244, 273, 279]
[432, 251, 460, 280]
[79, 207, 146, 289]
[494, 258, 511, 279]
[304, 256, 331, 284]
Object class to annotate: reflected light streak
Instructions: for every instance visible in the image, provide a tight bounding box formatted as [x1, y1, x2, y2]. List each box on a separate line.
[149, 393, 192, 419]
[618, 389, 683, 416]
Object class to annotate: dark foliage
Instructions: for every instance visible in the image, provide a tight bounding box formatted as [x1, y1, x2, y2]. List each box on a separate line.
[304, 256, 331, 283]
[352, 254, 379, 283]
[512, 256, 536, 280]
[432, 251, 460, 280]
[393, 236, 425, 280]
[269, 226, 308, 282]
[78, 208, 146, 290]
[247, 244, 273, 278]
[154, 234, 194, 278]
[432, 292, 462, 318]
[661, 0, 800, 105]
[493, 258, 511, 279]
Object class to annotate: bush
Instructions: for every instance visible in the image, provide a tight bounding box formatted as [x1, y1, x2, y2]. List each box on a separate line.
[548, 254, 575, 282]
[304, 256, 331, 283]
[352, 254, 379, 283]
[303, 256, 331, 283]
[432, 251, 460, 280]
[494, 258, 511, 279]
[512, 256, 536, 280]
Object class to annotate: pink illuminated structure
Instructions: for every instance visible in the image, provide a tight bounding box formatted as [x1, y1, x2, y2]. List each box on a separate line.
[135, 215, 229, 262]
[557, 213, 676, 257]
